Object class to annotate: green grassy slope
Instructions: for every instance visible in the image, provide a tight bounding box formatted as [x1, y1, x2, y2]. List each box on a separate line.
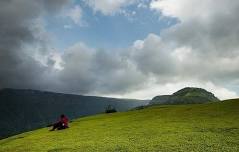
[1, 99, 239, 152]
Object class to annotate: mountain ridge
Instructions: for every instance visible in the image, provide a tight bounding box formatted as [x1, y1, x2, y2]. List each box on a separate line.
[0, 88, 148, 139]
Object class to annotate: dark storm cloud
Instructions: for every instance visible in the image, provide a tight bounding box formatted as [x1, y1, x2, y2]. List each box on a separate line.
[0, 0, 147, 94]
[0, 0, 71, 90]
[43, 0, 72, 13]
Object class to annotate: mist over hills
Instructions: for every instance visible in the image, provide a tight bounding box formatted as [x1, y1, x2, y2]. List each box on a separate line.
[0, 88, 148, 139]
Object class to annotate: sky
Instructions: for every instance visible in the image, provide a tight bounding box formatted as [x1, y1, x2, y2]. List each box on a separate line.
[0, 0, 239, 100]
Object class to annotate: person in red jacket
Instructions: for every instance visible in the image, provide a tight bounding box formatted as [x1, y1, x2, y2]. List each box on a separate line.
[50, 114, 69, 131]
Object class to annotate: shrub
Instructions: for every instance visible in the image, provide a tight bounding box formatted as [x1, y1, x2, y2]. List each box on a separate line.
[105, 105, 117, 113]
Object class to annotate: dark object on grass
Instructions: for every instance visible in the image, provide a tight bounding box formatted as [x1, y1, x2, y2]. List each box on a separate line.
[105, 105, 117, 113]
[50, 114, 69, 131]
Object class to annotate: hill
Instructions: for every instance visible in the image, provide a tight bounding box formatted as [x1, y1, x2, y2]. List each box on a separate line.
[150, 87, 219, 105]
[0, 99, 239, 152]
[0, 88, 148, 139]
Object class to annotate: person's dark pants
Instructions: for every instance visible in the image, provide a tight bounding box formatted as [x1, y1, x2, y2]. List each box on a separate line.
[51, 122, 67, 130]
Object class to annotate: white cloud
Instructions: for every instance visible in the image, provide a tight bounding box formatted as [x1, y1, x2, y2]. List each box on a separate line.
[171, 47, 192, 62]
[133, 40, 144, 50]
[150, 0, 215, 22]
[66, 5, 84, 25]
[57, 42, 147, 94]
[139, 0, 239, 99]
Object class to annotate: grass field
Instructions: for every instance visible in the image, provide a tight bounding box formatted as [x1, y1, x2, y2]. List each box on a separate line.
[0, 99, 239, 152]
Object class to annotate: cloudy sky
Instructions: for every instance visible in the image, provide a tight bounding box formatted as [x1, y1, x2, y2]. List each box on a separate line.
[0, 0, 239, 100]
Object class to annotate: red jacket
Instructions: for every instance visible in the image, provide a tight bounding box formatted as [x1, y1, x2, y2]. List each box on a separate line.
[60, 116, 69, 127]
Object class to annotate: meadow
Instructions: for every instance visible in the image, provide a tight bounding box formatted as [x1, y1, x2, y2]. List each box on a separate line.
[0, 99, 239, 152]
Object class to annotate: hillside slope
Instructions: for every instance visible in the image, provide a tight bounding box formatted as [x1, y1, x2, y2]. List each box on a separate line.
[0, 99, 239, 152]
[0, 88, 148, 139]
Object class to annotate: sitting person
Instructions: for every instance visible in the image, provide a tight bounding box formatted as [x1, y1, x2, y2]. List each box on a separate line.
[50, 114, 69, 131]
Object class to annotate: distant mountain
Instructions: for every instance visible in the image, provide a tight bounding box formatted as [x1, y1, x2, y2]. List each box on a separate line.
[0, 88, 148, 139]
[149, 87, 220, 105]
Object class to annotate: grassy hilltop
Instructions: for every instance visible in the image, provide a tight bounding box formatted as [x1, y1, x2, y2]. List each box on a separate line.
[0, 99, 239, 152]
[150, 87, 220, 105]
